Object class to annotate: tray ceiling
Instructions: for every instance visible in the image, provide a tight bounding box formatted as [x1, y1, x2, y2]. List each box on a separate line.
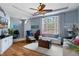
[0, 3, 79, 19]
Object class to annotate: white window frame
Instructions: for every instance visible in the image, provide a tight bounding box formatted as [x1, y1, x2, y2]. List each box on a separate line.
[41, 16, 59, 35]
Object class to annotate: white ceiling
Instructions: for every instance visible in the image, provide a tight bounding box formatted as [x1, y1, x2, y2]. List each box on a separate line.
[0, 3, 79, 19]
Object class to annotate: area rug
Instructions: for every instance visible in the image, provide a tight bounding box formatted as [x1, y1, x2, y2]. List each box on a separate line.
[23, 42, 63, 56]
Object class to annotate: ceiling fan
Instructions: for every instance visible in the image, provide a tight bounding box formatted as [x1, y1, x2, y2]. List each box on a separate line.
[30, 3, 68, 16]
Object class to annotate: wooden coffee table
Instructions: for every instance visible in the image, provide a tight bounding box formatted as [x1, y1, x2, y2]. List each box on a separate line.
[38, 39, 52, 49]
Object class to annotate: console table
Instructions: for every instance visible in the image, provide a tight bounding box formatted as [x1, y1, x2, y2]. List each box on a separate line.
[0, 36, 13, 54]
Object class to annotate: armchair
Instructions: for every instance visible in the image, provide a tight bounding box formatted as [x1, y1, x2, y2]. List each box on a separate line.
[26, 30, 35, 43]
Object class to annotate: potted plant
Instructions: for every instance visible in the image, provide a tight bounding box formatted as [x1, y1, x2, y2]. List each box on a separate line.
[72, 24, 79, 38]
[8, 29, 14, 36]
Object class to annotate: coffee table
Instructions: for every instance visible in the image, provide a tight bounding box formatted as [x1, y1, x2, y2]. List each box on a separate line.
[38, 39, 52, 49]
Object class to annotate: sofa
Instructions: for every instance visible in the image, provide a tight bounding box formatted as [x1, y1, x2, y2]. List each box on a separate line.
[39, 36, 62, 45]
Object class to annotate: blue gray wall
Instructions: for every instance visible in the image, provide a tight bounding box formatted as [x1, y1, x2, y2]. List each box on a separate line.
[30, 17, 41, 33]
[30, 9, 79, 37]
[63, 10, 78, 37]
[10, 17, 31, 38]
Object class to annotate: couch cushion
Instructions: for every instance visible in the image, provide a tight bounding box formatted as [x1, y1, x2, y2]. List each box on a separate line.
[29, 36, 35, 40]
[40, 37, 61, 44]
[73, 38, 79, 45]
[26, 30, 32, 36]
[42, 34, 59, 38]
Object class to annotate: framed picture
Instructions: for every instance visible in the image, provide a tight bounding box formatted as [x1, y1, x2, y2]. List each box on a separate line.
[0, 16, 8, 25]
[31, 25, 39, 29]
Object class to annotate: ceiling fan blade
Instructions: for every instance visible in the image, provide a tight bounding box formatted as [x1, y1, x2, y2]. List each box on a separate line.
[42, 7, 68, 14]
[43, 9, 53, 12]
[52, 7, 68, 12]
[41, 9, 53, 14]
[30, 8, 37, 10]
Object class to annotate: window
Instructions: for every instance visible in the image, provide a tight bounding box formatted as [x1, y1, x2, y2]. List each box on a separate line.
[42, 16, 59, 34]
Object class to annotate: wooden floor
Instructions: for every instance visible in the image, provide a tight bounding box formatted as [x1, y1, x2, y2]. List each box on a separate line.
[0, 40, 44, 56]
